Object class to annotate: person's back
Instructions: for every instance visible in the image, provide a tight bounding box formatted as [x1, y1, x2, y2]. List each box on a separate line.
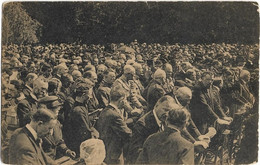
[136, 107, 194, 164]
[9, 127, 46, 164]
[97, 104, 132, 164]
[137, 127, 194, 164]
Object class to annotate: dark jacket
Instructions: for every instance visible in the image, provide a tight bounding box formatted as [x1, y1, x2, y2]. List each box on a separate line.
[9, 127, 55, 165]
[16, 96, 37, 127]
[42, 121, 69, 159]
[190, 82, 219, 134]
[126, 111, 159, 164]
[96, 81, 111, 109]
[136, 126, 194, 164]
[146, 80, 166, 111]
[65, 101, 93, 155]
[96, 104, 132, 164]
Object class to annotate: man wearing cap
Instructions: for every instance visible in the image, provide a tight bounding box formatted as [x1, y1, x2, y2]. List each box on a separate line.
[38, 96, 76, 160]
[64, 78, 99, 156]
[146, 68, 167, 111]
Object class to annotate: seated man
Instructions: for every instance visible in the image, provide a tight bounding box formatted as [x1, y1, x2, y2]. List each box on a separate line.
[136, 106, 194, 164]
[38, 96, 76, 160]
[126, 96, 179, 164]
[9, 108, 57, 165]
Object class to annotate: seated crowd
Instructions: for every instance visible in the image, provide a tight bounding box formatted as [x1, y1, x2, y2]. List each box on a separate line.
[1, 41, 258, 164]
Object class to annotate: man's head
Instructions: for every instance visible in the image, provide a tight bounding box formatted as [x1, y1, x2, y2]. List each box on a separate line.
[96, 64, 107, 76]
[38, 96, 62, 116]
[33, 78, 48, 99]
[154, 95, 181, 122]
[175, 87, 192, 107]
[72, 70, 82, 81]
[123, 65, 136, 81]
[186, 69, 196, 81]
[31, 108, 57, 138]
[60, 73, 73, 89]
[164, 63, 173, 78]
[133, 63, 144, 77]
[83, 71, 98, 84]
[103, 70, 116, 85]
[25, 73, 38, 88]
[74, 78, 94, 103]
[201, 71, 214, 88]
[110, 85, 126, 109]
[240, 70, 250, 82]
[48, 78, 62, 95]
[5, 83, 19, 99]
[167, 107, 190, 130]
[154, 68, 166, 85]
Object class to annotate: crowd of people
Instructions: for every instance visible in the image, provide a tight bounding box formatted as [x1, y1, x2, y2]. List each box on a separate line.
[1, 40, 259, 164]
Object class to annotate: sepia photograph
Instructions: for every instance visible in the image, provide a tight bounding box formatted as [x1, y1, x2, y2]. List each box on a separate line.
[1, 1, 259, 164]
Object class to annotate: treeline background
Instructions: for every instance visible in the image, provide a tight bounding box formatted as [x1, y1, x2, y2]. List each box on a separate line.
[2, 2, 259, 45]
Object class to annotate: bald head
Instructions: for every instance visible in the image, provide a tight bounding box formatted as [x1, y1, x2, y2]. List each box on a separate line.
[133, 63, 143, 77]
[164, 63, 173, 78]
[154, 69, 166, 85]
[175, 87, 192, 106]
[240, 70, 250, 82]
[33, 78, 48, 99]
[123, 65, 135, 81]
[72, 70, 82, 81]
[154, 95, 181, 122]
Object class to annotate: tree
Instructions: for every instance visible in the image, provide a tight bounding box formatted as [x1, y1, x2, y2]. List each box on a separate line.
[2, 2, 42, 45]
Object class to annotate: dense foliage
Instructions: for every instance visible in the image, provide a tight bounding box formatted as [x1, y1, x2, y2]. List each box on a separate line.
[2, 2, 42, 45]
[3, 2, 259, 44]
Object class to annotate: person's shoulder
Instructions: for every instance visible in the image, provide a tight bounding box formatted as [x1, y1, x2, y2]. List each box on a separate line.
[169, 131, 193, 147]
[97, 86, 110, 93]
[10, 128, 31, 145]
[73, 105, 86, 114]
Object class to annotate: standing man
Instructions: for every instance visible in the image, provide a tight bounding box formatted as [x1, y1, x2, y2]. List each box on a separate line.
[190, 71, 228, 134]
[96, 85, 132, 164]
[9, 108, 57, 165]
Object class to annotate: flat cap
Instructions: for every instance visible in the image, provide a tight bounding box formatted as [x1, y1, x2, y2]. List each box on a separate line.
[38, 96, 62, 108]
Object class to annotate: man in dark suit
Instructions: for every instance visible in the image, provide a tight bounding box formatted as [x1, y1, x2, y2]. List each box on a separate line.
[96, 70, 116, 108]
[22, 73, 38, 98]
[96, 85, 132, 164]
[38, 96, 76, 160]
[190, 71, 229, 134]
[9, 108, 57, 165]
[146, 68, 166, 111]
[136, 106, 194, 164]
[65, 78, 99, 156]
[126, 96, 180, 164]
[17, 78, 48, 127]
